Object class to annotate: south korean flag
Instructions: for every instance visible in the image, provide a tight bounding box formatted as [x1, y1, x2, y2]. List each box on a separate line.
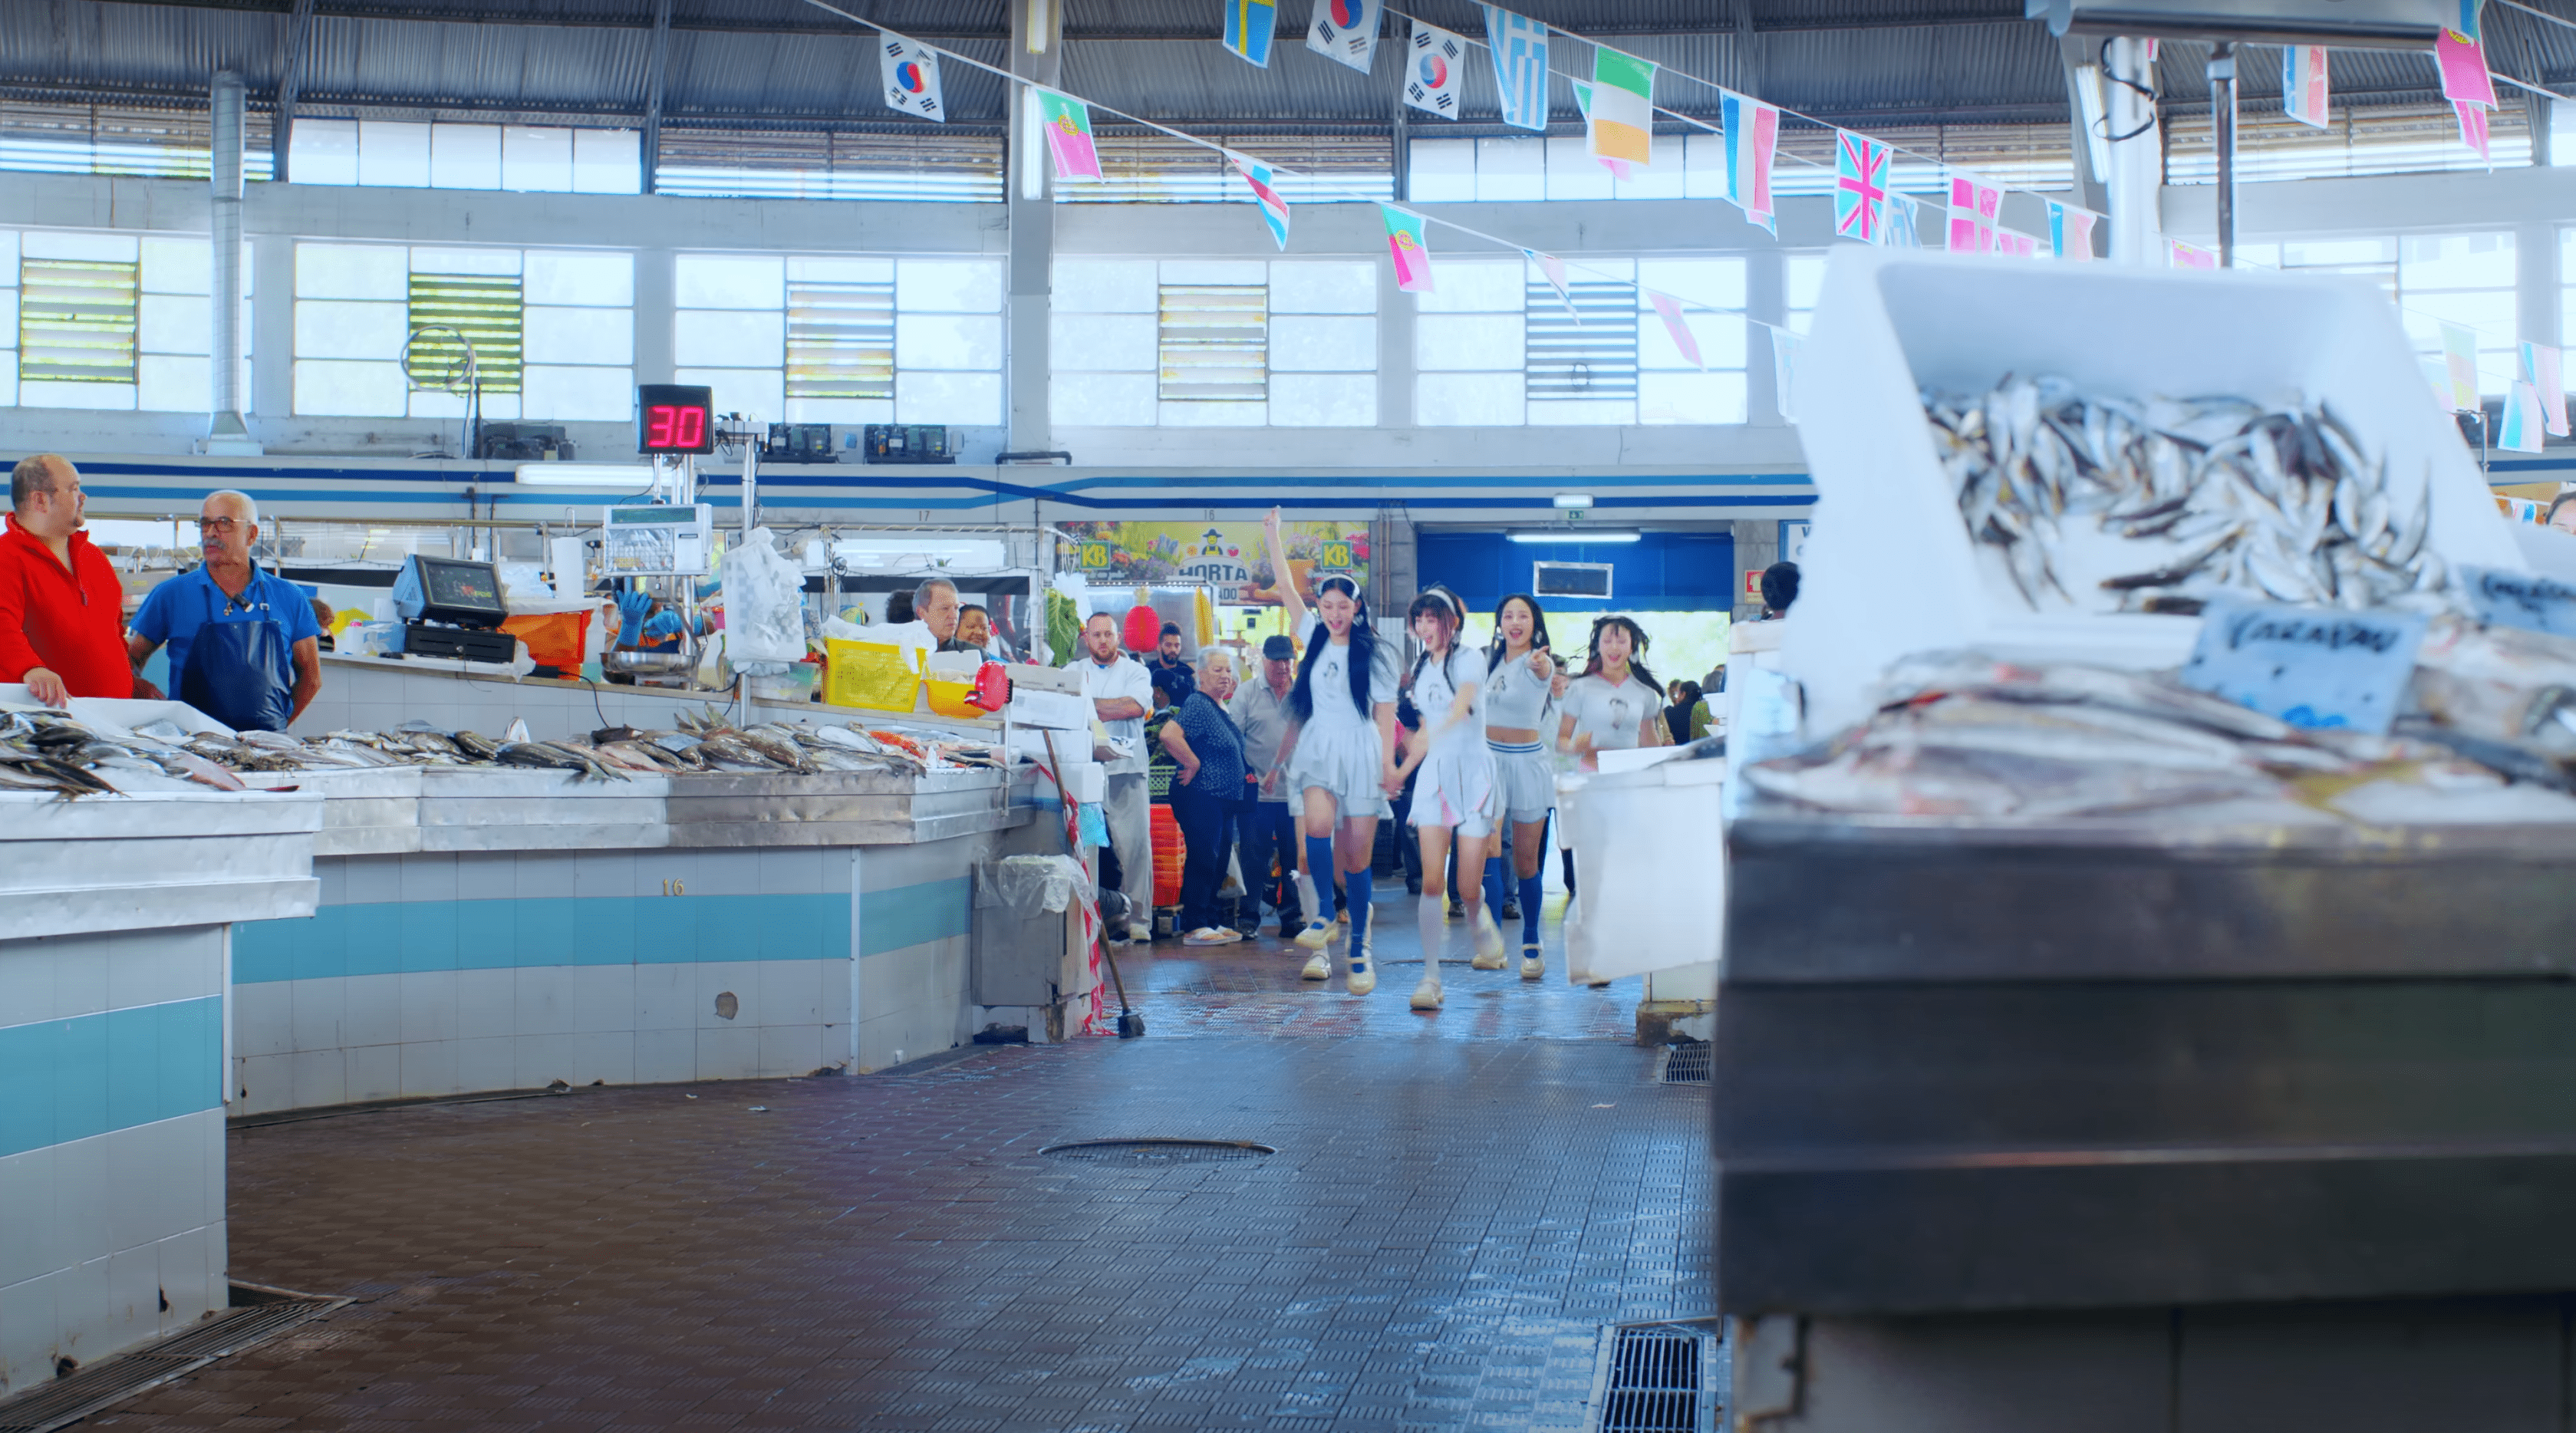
[1306, 0, 1380, 74]
[1405, 21, 1465, 118]
[880, 34, 944, 123]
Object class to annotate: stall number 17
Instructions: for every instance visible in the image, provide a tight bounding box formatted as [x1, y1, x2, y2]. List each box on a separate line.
[660, 878, 687, 897]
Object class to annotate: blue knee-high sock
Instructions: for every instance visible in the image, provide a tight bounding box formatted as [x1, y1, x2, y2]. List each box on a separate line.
[1481, 856, 1507, 917]
[1346, 864, 1372, 947]
[1303, 836, 1336, 926]
[1519, 871, 1544, 947]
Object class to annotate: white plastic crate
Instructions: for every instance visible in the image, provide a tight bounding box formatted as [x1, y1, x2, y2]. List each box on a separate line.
[1778, 249, 2528, 736]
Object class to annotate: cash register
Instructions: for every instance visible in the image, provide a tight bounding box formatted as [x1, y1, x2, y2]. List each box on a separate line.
[390, 555, 516, 663]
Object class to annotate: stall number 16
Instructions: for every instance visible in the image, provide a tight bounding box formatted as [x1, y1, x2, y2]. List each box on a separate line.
[660, 878, 687, 897]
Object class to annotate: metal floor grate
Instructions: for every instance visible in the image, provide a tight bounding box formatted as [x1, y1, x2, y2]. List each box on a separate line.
[0, 1288, 344, 1433]
[1589, 1323, 1723, 1433]
[1039, 1138, 1276, 1165]
[1662, 1043, 1711, 1084]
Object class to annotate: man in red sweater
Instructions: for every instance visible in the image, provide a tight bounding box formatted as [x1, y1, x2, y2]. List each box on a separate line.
[2, 454, 151, 706]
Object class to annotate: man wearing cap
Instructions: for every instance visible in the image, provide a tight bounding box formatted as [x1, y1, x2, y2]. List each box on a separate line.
[1227, 632, 1303, 937]
[2, 454, 154, 706]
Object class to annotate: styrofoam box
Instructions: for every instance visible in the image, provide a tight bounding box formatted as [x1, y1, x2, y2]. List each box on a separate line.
[1780, 249, 2529, 736]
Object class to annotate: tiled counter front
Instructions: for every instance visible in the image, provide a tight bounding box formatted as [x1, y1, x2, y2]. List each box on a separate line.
[0, 792, 321, 1397]
[229, 827, 1015, 1113]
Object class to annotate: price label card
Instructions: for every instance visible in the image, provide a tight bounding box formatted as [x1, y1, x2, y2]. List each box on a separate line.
[2459, 566, 2576, 639]
[2179, 598, 2427, 734]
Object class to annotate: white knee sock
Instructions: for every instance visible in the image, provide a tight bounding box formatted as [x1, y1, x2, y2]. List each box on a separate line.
[1418, 894, 1444, 978]
[1293, 869, 1321, 926]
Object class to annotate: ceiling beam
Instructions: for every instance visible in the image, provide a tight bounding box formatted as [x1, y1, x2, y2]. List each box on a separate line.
[269, 0, 312, 180]
[639, 0, 672, 192]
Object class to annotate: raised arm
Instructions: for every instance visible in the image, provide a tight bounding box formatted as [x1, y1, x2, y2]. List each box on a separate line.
[1263, 506, 1309, 649]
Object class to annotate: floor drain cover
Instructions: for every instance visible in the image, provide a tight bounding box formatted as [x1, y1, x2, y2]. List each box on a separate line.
[0, 1287, 343, 1433]
[1040, 1138, 1275, 1165]
[1662, 1044, 1711, 1084]
[1588, 1322, 1724, 1433]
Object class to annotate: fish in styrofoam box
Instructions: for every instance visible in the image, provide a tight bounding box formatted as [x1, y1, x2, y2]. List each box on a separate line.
[1780, 248, 2528, 739]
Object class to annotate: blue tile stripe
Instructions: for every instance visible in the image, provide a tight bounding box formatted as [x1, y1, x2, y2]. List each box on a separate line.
[231, 877, 973, 983]
[859, 877, 972, 958]
[0, 998, 222, 1159]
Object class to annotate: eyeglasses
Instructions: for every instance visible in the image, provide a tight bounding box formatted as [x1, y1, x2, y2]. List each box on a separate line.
[199, 517, 248, 533]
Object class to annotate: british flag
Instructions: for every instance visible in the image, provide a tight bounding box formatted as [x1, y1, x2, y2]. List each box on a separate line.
[1832, 130, 1889, 243]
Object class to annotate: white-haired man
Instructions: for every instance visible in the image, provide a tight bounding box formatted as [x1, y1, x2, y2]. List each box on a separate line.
[128, 489, 323, 731]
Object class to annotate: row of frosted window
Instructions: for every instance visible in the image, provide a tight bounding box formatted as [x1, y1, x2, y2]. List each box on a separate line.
[0, 229, 2558, 423]
[0, 229, 248, 412]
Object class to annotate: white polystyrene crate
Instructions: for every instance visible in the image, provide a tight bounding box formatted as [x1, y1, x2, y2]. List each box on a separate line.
[1779, 248, 2528, 736]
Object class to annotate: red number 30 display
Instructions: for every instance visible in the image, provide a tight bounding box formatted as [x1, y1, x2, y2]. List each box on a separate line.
[635, 384, 716, 455]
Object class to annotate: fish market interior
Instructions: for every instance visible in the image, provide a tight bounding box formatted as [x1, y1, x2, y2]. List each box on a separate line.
[8, 0, 2576, 1428]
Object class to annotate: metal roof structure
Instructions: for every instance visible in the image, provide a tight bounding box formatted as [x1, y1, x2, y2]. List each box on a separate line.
[3, 0, 2570, 167]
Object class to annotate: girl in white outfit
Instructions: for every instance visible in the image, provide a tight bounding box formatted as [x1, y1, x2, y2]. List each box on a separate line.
[1390, 588, 1504, 1011]
[1260, 514, 1402, 996]
[1555, 616, 1667, 953]
[1481, 595, 1560, 980]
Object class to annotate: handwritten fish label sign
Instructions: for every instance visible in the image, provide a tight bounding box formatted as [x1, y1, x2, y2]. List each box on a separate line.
[2459, 566, 2576, 640]
[2179, 598, 2428, 734]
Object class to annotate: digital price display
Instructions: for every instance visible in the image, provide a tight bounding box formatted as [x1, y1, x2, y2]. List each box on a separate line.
[636, 384, 716, 455]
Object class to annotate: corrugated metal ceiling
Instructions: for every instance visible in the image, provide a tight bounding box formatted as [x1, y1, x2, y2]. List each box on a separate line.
[3, 0, 2568, 135]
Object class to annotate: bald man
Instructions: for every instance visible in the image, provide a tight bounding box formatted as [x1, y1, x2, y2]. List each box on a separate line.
[0, 454, 147, 706]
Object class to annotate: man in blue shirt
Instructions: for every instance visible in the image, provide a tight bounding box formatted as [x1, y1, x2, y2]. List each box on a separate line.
[127, 489, 323, 731]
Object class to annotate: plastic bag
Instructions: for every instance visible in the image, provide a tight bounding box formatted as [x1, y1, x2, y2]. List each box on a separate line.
[721, 527, 808, 677]
[977, 855, 1094, 917]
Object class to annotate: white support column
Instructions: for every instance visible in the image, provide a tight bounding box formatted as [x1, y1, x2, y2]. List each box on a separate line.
[2105, 36, 2163, 265]
[1745, 247, 1784, 428]
[1004, 0, 1062, 457]
[251, 232, 292, 425]
[634, 249, 675, 387]
[2518, 219, 2560, 351]
[1375, 251, 1413, 430]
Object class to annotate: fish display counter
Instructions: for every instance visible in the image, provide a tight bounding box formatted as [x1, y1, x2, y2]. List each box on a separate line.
[2, 681, 1099, 1130]
[1711, 251, 2576, 1428]
[0, 700, 323, 1396]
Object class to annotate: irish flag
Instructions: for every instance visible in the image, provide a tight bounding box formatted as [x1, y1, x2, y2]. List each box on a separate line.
[1381, 205, 1433, 293]
[1589, 48, 1656, 166]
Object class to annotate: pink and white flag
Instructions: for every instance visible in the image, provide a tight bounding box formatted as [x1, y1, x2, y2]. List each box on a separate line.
[1945, 173, 1999, 253]
[2284, 44, 2331, 129]
[1646, 291, 1702, 369]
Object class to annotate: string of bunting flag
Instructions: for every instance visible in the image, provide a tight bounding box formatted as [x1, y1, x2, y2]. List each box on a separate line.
[833, 0, 2566, 446]
[811, 0, 1757, 365]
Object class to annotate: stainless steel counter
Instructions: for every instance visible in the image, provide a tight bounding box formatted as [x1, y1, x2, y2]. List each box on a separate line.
[1715, 811, 2576, 1318]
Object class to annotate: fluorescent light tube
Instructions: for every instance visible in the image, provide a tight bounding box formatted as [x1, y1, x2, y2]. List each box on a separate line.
[514, 463, 655, 489]
[1507, 530, 1640, 544]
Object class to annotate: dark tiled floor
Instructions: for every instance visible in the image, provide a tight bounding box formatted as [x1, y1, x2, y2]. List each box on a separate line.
[92, 885, 1711, 1431]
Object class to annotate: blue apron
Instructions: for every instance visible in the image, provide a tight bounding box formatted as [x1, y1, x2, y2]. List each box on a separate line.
[177, 578, 295, 733]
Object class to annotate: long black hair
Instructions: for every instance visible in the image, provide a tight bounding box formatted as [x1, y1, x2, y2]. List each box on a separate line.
[1286, 575, 1377, 722]
[1580, 614, 1664, 697]
[1406, 587, 1467, 694]
[1486, 592, 1553, 674]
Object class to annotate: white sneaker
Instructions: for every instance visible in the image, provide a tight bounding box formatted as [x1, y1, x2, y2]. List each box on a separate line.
[1470, 908, 1507, 970]
[1128, 921, 1153, 943]
[1346, 939, 1377, 996]
[1183, 927, 1234, 946]
[1520, 945, 1545, 980]
[1293, 917, 1342, 950]
[1300, 952, 1331, 980]
[1409, 973, 1444, 1010]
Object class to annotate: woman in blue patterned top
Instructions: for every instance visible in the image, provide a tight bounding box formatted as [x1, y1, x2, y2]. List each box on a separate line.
[1157, 661, 1250, 946]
